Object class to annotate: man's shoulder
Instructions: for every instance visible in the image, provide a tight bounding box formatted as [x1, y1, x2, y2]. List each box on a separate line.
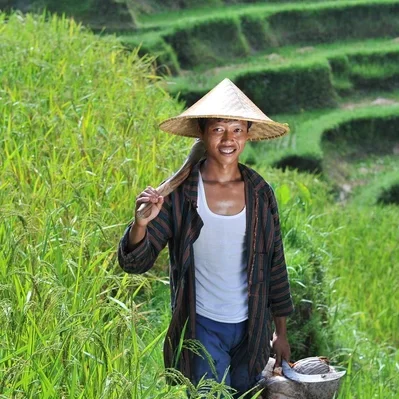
[239, 163, 274, 194]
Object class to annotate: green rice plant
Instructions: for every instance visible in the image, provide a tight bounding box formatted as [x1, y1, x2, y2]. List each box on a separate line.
[120, 34, 180, 75]
[316, 203, 399, 399]
[0, 11, 193, 397]
[252, 167, 399, 398]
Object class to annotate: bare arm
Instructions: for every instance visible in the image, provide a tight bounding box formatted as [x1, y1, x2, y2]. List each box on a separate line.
[126, 223, 147, 252]
[274, 315, 288, 337]
[272, 316, 291, 367]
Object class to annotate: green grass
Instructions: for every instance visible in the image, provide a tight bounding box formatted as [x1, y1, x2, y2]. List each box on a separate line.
[258, 168, 399, 398]
[0, 12, 192, 398]
[1, 10, 399, 399]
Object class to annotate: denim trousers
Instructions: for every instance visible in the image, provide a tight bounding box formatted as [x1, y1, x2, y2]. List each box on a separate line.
[192, 313, 257, 397]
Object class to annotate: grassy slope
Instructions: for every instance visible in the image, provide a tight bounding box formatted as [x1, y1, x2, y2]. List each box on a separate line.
[260, 168, 399, 398]
[0, 12, 191, 398]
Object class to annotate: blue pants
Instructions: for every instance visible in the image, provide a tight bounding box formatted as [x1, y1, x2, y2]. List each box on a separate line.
[192, 313, 256, 397]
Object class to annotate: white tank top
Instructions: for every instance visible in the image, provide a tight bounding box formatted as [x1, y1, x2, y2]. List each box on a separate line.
[193, 172, 248, 323]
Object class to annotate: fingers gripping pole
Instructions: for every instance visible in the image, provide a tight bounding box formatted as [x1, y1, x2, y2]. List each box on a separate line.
[136, 139, 206, 219]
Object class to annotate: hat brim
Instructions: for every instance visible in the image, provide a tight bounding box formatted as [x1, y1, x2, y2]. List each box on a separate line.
[159, 115, 289, 141]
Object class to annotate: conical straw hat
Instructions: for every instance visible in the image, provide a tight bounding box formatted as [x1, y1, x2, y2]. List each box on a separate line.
[159, 78, 289, 141]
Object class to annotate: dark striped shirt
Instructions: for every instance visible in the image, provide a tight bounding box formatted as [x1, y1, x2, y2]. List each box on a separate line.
[118, 160, 294, 382]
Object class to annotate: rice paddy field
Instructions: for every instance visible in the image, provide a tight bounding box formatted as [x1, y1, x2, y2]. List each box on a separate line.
[0, 2, 398, 398]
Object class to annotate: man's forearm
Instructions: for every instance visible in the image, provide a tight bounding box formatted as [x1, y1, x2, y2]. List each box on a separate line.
[273, 316, 288, 336]
[127, 222, 147, 252]
[272, 315, 291, 365]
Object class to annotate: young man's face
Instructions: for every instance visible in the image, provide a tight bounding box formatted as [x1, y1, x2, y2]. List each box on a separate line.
[200, 119, 249, 165]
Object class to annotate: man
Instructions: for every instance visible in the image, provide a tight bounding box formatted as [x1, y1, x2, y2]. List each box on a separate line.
[118, 78, 294, 397]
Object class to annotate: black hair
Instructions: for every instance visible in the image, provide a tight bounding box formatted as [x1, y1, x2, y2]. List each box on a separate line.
[198, 118, 252, 133]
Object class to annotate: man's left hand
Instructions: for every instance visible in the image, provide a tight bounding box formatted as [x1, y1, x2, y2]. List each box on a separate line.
[272, 332, 291, 367]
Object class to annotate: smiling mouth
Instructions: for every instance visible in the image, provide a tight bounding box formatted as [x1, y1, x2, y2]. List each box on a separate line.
[219, 147, 236, 155]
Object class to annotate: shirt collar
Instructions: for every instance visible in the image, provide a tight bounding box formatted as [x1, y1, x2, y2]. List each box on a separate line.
[183, 159, 268, 205]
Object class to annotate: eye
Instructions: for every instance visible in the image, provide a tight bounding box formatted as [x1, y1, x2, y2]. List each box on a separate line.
[213, 127, 224, 133]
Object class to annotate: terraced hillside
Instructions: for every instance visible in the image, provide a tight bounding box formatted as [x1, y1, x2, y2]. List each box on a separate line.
[120, 0, 399, 205]
[6, 0, 398, 199]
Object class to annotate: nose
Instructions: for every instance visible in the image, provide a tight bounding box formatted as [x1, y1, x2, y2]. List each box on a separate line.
[222, 128, 234, 141]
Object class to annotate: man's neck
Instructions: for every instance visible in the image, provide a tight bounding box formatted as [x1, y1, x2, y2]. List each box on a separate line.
[200, 158, 242, 184]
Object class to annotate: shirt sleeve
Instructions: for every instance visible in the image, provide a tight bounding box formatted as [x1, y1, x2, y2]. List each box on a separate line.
[117, 195, 173, 274]
[267, 186, 294, 317]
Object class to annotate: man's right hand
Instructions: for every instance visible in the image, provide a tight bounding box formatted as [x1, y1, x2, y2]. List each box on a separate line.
[126, 186, 164, 252]
[134, 186, 164, 227]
